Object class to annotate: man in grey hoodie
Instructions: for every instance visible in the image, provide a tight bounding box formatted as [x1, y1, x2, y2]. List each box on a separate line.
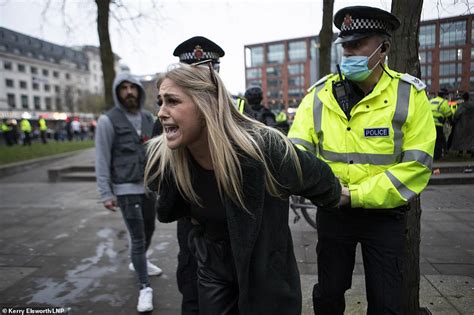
[95, 73, 161, 312]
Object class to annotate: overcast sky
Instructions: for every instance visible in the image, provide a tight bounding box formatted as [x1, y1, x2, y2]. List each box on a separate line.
[0, 0, 472, 94]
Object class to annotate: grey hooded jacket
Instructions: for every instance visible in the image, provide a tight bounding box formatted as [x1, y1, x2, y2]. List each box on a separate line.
[95, 73, 154, 202]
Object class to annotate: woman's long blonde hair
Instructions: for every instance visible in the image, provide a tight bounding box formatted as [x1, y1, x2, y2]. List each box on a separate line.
[145, 62, 302, 211]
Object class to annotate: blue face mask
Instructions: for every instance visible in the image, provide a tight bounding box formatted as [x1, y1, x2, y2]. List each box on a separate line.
[340, 43, 383, 82]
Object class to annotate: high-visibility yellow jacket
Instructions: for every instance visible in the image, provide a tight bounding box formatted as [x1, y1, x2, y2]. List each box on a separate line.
[1, 122, 11, 132]
[288, 67, 436, 209]
[430, 96, 452, 127]
[20, 119, 32, 133]
[39, 118, 47, 131]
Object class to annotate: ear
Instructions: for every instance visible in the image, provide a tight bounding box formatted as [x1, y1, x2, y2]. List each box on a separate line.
[381, 41, 390, 54]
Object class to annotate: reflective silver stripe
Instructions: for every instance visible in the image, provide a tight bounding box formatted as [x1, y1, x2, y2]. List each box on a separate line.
[319, 148, 400, 165]
[313, 86, 324, 135]
[289, 138, 316, 153]
[401, 149, 433, 170]
[392, 81, 411, 155]
[385, 170, 417, 201]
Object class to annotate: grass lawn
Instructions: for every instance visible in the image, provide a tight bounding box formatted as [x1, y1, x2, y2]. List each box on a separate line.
[0, 140, 95, 166]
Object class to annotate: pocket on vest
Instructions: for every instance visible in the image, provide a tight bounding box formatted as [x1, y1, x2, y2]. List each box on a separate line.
[112, 155, 143, 183]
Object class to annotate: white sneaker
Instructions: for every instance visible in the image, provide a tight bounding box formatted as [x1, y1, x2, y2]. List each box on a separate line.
[129, 260, 163, 276]
[137, 287, 153, 312]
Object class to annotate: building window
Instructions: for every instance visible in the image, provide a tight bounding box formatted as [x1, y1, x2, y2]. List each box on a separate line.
[440, 20, 466, 47]
[420, 24, 436, 48]
[421, 64, 432, 78]
[266, 66, 282, 77]
[53, 71, 59, 78]
[288, 41, 307, 61]
[44, 84, 51, 92]
[42, 69, 49, 76]
[439, 63, 462, 76]
[45, 97, 52, 110]
[246, 68, 262, 80]
[288, 63, 305, 75]
[34, 96, 41, 110]
[4, 61, 12, 70]
[439, 77, 459, 90]
[288, 76, 304, 86]
[247, 46, 264, 67]
[18, 63, 26, 72]
[19, 81, 27, 89]
[32, 82, 39, 90]
[419, 51, 432, 63]
[31, 66, 38, 74]
[7, 94, 16, 108]
[55, 85, 60, 93]
[440, 49, 462, 62]
[65, 73, 70, 80]
[267, 43, 285, 64]
[5, 79, 14, 88]
[21, 95, 28, 109]
[247, 79, 262, 87]
[56, 98, 62, 110]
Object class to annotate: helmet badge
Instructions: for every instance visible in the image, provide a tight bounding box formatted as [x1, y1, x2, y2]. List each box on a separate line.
[343, 14, 353, 27]
[193, 45, 204, 60]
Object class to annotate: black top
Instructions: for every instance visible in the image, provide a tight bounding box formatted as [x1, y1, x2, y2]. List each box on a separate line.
[189, 156, 228, 241]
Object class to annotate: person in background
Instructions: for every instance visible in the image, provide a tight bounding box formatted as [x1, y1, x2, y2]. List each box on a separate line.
[1, 118, 14, 146]
[20, 118, 32, 146]
[242, 86, 276, 126]
[274, 110, 291, 135]
[430, 88, 452, 160]
[450, 92, 474, 157]
[38, 115, 48, 144]
[151, 36, 225, 315]
[288, 6, 436, 314]
[95, 73, 162, 312]
[145, 62, 342, 314]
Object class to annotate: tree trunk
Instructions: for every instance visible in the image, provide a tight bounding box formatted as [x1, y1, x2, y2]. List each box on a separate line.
[318, 0, 334, 79]
[389, 1, 424, 314]
[95, 0, 116, 110]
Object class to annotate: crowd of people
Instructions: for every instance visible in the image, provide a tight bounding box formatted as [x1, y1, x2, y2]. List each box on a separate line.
[1, 116, 97, 145]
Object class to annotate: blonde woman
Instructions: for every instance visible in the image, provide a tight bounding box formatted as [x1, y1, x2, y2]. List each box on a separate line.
[145, 62, 342, 314]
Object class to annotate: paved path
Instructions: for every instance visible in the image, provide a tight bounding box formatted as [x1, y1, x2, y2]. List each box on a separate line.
[0, 148, 472, 314]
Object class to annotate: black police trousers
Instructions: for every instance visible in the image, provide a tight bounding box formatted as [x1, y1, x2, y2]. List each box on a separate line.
[177, 218, 199, 315]
[188, 226, 239, 315]
[313, 208, 406, 315]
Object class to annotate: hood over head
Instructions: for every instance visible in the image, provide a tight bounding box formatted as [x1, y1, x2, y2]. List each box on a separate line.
[112, 72, 146, 111]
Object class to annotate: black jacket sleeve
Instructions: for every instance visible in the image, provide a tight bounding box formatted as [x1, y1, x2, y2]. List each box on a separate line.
[264, 135, 341, 208]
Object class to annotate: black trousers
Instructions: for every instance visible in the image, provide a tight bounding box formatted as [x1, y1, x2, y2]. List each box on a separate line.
[313, 208, 406, 315]
[177, 219, 199, 315]
[434, 126, 446, 160]
[188, 227, 239, 315]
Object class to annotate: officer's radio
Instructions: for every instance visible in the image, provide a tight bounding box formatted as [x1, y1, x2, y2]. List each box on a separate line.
[332, 65, 354, 117]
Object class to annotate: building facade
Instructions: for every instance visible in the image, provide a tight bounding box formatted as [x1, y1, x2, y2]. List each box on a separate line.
[245, 14, 474, 111]
[0, 27, 121, 121]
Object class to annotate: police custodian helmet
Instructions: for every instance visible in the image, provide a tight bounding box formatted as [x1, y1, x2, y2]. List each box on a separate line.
[173, 36, 225, 70]
[333, 6, 401, 44]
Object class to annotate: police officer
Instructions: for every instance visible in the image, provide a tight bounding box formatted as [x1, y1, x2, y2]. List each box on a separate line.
[242, 86, 276, 126]
[288, 6, 436, 314]
[152, 36, 225, 315]
[430, 88, 452, 160]
[38, 115, 48, 144]
[20, 118, 32, 146]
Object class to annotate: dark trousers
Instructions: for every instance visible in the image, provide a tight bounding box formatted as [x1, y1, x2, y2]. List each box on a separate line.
[313, 209, 406, 315]
[40, 130, 47, 144]
[434, 126, 445, 160]
[188, 227, 239, 315]
[117, 194, 156, 287]
[177, 219, 199, 315]
[23, 131, 31, 146]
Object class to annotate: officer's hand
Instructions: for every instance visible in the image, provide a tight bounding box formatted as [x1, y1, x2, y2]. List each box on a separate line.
[103, 199, 117, 212]
[339, 186, 351, 207]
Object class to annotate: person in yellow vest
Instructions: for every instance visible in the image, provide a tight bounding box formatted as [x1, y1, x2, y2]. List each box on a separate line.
[274, 110, 290, 135]
[38, 115, 48, 144]
[2, 118, 14, 146]
[288, 6, 435, 314]
[20, 118, 32, 146]
[430, 88, 452, 160]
